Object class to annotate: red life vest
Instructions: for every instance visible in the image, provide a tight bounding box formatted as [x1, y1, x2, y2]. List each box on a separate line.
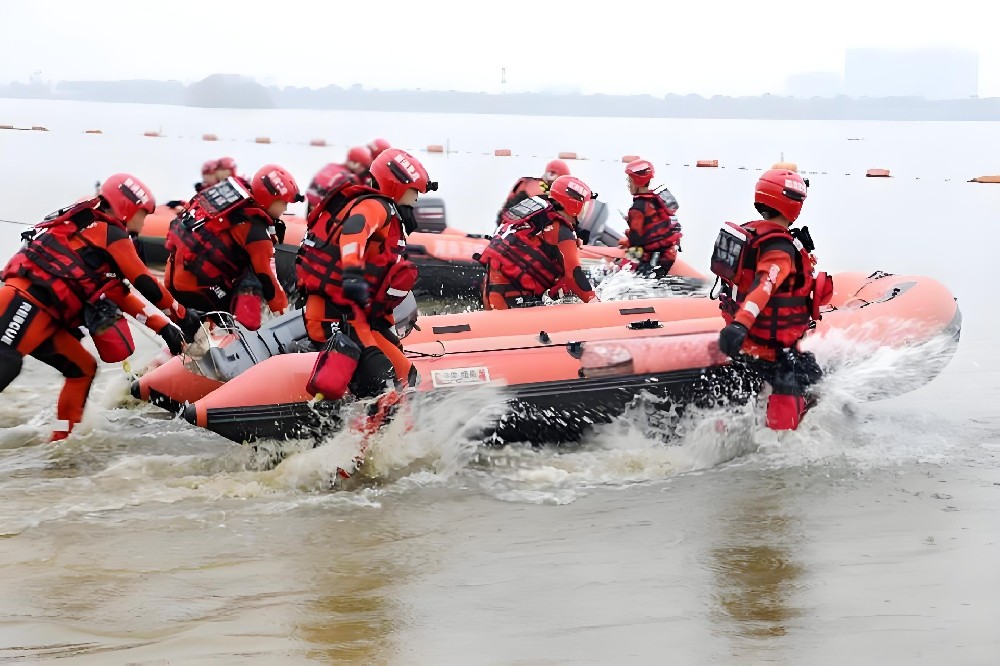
[1, 199, 124, 325]
[165, 178, 258, 290]
[477, 196, 567, 296]
[710, 220, 832, 349]
[296, 181, 412, 314]
[629, 191, 682, 260]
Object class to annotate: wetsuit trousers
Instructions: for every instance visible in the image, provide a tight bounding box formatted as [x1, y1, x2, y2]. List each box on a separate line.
[0, 285, 98, 439]
[303, 295, 413, 398]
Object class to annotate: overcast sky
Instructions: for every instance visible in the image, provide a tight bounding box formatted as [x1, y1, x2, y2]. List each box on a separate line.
[1, 0, 996, 97]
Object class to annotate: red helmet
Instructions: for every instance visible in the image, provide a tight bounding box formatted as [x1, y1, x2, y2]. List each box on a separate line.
[306, 163, 352, 209]
[201, 159, 219, 176]
[216, 156, 237, 173]
[754, 169, 808, 223]
[367, 138, 391, 157]
[544, 159, 571, 180]
[100, 173, 156, 223]
[369, 148, 437, 202]
[251, 164, 303, 209]
[347, 145, 373, 169]
[625, 159, 655, 187]
[547, 175, 592, 217]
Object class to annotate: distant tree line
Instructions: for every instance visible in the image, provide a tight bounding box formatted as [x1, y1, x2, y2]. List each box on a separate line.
[2, 74, 999, 121]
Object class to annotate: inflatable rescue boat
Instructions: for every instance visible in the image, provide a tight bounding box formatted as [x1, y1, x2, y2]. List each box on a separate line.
[136, 197, 704, 299]
[132, 270, 961, 446]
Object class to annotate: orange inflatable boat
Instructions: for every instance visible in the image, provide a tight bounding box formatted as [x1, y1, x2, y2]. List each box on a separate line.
[132, 270, 961, 446]
[136, 197, 704, 300]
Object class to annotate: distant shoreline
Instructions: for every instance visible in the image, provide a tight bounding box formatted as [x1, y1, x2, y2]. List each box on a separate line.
[3, 75, 1000, 122]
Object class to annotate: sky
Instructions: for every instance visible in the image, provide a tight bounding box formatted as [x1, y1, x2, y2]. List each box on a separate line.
[1, 0, 997, 98]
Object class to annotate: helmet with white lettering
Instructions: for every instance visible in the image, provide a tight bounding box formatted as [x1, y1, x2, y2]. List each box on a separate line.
[251, 164, 303, 209]
[370, 148, 437, 202]
[100, 173, 156, 224]
[754, 169, 808, 223]
[548, 175, 592, 218]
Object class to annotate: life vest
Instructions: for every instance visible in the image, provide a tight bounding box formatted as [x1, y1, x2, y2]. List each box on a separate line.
[165, 178, 256, 290]
[477, 196, 567, 296]
[710, 220, 833, 349]
[630, 190, 682, 259]
[296, 180, 412, 314]
[1, 199, 124, 325]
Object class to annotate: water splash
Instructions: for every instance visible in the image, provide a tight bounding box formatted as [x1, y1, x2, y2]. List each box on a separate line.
[591, 262, 710, 301]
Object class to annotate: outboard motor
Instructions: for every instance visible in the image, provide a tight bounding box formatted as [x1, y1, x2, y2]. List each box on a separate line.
[412, 197, 447, 233]
[576, 199, 621, 246]
[198, 292, 421, 382]
[392, 291, 419, 339]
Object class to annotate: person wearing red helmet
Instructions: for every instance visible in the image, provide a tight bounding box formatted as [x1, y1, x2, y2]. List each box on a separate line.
[710, 168, 832, 430]
[165, 164, 302, 330]
[367, 138, 391, 158]
[0, 174, 198, 441]
[195, 159, 220, 193]
[304, 146, 375, 214]
[215, 157, 239, 182]
[620, 159, 683, 277]
[296, 148, 437, 401]
[478, 174, 597, 310]
[495, 158, 571, 226]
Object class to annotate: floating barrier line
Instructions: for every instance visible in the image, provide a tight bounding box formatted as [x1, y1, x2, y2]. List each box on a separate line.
[0, 123, 995, 183]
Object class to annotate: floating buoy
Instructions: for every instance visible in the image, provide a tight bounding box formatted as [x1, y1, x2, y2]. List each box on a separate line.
[621, 155, 641, 163]
[772, 161, 798, 172]
[143, 130, 161, 137]
[426, 145, 445, 153]
[202, 133, 218, 141]
[969, 175, 1000, 183]
[557, 151, 578, 160]
[84, 129, 103, 134]
[866, 168, 891, 178]
[696, 160, 718, 168]
[494, 148, 512, 157]
[32, 126, 50, 132]
[309, 138, 327, 147]
[254, 136, 271, 144]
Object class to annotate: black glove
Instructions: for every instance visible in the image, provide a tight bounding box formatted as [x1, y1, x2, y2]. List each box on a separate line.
[342, 267, 370, 308]
[718, 321, 748, 358]
[159, 323, 185, 356]
[178, 308, 204, 343]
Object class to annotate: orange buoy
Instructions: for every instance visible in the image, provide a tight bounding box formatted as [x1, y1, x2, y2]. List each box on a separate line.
[696, 159, 719, 168]
[143, 130, 161, 137]
[255, 136, 271, 144]
[202, 133, 218, 141]
[557, 151, 578, 160]
[494, 148, 512, 157]
[84, 129, 103, 134]
[621, 155, 641, 163]
[309, 138, 327, 147]
[969, 175, 1000, 183]
[426, 145, 445, 153]
[866, 168, 891, 178]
